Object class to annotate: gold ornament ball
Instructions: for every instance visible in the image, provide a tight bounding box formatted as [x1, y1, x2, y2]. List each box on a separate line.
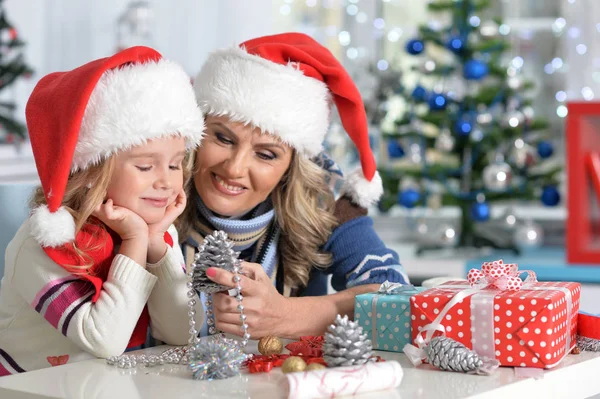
[258, 336, 283, 356]
[306, 363, 326, 371]
[281, 356, 307, 374]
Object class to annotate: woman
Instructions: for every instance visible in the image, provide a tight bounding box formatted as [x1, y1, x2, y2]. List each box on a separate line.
[178, 32, 409, 339]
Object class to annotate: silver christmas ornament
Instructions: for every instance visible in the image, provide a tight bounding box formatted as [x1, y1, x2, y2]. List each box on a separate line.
[513, 221, 543, 249]
[483, 161, 512, 191]
[507, 76, 523, 90]
[522, 106, 535, 123]
[510, 140, 536, 169]
[437, 224, 458, 247]
[476, 112, 493, 127]
[409, 142, 424, 163]
[479, 20, 500, 38]
[399, 176, 420, 191]
[188, 336, 248, 380]
[416, 220, 429, 236]
[435, 128, 455, 152]
[417, 60, 437, 75]
[503, 110, 525, 128]
[425, 336, 483, 373]
[500, 207, 518, 230]
[323, 315, 374, 367]
[470, 127, 485, 142]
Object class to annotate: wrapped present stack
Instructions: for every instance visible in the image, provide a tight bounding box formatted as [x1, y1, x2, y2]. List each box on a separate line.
[409, 260, 580, 369]
[355, 282, 426, 352]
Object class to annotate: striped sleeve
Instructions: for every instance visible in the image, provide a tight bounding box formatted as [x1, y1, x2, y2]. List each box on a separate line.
[146, 224, 205, 345]
[31, 276, 95, 335]
[0, 348, 26, 376]
[11, 236, 157, 358]
[323, 216, 410, 291]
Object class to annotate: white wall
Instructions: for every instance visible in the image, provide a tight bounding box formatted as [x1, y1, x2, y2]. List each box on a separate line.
[4, 0, 275, 135]
[0, 0, 276, 182]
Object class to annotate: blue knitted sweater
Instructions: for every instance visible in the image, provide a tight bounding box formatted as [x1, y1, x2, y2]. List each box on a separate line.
[299, 215, 409, 296]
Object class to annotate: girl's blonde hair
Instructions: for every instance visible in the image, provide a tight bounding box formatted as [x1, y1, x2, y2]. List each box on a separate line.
[30, 157, 116, 273]
[30, 151, 195, 274]
[177, 152, 338, 289]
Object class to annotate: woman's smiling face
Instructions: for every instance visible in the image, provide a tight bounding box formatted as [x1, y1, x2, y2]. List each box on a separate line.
[194, 116, 293, 217]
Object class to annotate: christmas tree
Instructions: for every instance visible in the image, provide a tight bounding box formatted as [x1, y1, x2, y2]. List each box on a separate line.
[0, 1, 33, 144]
[377, 0, 560, 254]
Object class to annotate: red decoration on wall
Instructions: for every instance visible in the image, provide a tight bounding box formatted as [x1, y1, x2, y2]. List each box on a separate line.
[566, 102, 600, 264]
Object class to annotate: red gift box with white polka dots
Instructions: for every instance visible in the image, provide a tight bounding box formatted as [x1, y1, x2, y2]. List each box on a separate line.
[410, 280, 581, 369]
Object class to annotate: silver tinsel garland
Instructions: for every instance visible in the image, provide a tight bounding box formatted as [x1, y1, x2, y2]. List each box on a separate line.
[323, 314, 374, 367]
[424, 336, 483, 373]
[188, 336, 248, 380]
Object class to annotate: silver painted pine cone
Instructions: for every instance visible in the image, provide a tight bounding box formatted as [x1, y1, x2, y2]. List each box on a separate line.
[425, 336, 483, 373]
[191, 231, 240, 294]
[577, 335, 600, 352]
[323, 314, 374, 367]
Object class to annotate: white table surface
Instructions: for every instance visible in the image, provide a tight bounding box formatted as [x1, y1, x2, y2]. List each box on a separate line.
[0, 341, 599, 399]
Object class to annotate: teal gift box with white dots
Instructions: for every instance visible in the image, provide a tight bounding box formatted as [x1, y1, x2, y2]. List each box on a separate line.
[354, 287, 426, 352]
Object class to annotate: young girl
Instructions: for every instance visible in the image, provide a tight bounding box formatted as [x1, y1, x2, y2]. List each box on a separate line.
[0, 46, 205, 375]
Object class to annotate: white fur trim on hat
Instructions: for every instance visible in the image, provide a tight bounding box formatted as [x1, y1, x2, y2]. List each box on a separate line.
[29, 205, 76, 247]
[194, 46, 331, 156]
[341, 169, 384, 208]
[73, 59, 205, 172]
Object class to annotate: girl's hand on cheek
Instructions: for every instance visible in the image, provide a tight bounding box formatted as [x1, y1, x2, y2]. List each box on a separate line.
[146, 190, 186, 263]
[93, 199, 148, 241]
[147, 190, 187, 240]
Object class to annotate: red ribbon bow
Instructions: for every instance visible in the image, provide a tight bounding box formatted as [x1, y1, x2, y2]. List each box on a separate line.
[467, 259, 536, 291]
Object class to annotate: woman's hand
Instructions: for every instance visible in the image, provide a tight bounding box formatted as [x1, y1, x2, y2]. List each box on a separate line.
[207, 261, 292, 339]
[146, 190, 187, 263]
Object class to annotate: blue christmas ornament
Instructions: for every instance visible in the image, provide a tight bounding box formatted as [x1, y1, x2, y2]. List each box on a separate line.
[387, 140, 405, 158]
[446, 35, 465, 54]
[398, 188, 420, 208]
[537, 141, 554, 159]
[428, 93, 448, 111]
[406, 39, 425, 55]
[471, 201, 490, 222]
[464, 59, 489, 80]
[541, 186, 560, 206]
[412, 85, 428, 101]
[455, 117, 473, 136]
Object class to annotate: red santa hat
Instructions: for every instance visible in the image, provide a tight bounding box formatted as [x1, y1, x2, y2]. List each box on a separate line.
[26, 46, 205, 248]
[193, 32, 383, 208]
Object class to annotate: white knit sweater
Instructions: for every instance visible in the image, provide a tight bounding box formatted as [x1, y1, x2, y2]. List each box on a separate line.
[0, 220, 202, 375]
